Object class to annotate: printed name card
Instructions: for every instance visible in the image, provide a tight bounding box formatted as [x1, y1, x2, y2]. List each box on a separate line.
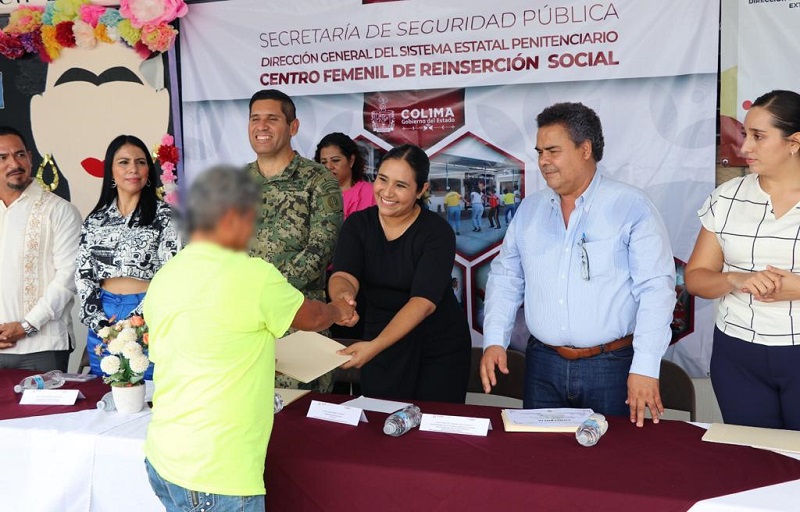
[419, 413, 492, 437]
[19, 389, 85, 406]
[306, 400, 367, 426]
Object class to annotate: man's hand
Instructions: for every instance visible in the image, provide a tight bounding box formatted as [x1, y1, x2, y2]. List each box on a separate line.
[331, 295, 358, 327]
[337, 341, 381, 369]
[479, 345, 509, 394]
[626, 373, 663, 427]
[0, 322, 25, 347]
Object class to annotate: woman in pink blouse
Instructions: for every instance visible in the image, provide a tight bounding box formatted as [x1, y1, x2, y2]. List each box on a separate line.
[315, 132, 375, 218]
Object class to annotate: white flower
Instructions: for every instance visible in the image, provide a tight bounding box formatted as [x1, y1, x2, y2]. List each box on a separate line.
[107, 337, 127, 355]
[121, 341, 143, 359]
[100, 355, 121, 375]
[116, 328, 138, 344]
[128, 354, 150, 374]
[97, 326, 112, 339]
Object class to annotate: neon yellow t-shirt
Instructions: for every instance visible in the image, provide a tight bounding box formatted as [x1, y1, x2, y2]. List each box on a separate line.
[503, 192, 515, 205]
[143, 242, 304, 496]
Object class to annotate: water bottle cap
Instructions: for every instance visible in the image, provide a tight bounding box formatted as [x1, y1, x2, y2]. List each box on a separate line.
[13, 385, 22, 393]
[383, 423, 397, 435]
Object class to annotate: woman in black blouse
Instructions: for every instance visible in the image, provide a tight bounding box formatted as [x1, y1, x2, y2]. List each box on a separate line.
[329, 144, 471, 403]
[76, 135, 180, 377]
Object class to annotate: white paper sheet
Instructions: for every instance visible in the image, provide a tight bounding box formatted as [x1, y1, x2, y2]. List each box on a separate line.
[340, 395, 411, 414]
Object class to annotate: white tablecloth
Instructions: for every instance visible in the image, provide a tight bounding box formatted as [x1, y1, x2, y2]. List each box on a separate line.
[0, 409, 162, 512]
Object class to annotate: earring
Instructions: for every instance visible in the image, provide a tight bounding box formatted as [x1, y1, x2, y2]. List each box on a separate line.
[111, 179, 117, 188]
[146, 179, 152, 187]
[35, 154, 60, 192]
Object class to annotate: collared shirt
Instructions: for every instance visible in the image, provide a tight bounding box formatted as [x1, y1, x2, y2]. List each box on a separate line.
[483, 172, 676, 378]
[248, 153, 343, 302]
[0, 182, 82, 353]
[699, 174, 800, 345]
[76, 200, 180, 331]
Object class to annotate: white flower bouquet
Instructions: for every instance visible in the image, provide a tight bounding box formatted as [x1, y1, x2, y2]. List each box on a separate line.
[96, 315, 150, 386]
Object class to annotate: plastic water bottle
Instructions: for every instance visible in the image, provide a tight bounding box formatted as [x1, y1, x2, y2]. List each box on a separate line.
[575, 413, 609, 447]
[274, 393, 284, 413]
[383, 405, 422, 437]
[13, 370, 65, 393]
[96, 392, 116, 411]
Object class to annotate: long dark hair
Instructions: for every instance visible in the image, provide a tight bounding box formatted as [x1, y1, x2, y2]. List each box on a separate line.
[90, 135, 160, 226]
[378, 144, 429, 205]
[314, 132, 367, 183]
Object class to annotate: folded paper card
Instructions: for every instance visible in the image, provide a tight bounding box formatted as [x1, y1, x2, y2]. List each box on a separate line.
[420, 413, 492, 436]
[275, 388, 311, 407]
[306, 400, 367, 426]
[19, 389, 86, 406]
[275, 331, 352, 383]
[501, 408, 594, 433]
[702, 423, 800, 454]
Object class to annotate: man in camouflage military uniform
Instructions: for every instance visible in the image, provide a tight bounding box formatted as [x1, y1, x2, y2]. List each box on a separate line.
[247, 89, 344, 392]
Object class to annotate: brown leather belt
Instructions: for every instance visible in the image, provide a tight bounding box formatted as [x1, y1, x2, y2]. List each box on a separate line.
[543, 335, 633, 360]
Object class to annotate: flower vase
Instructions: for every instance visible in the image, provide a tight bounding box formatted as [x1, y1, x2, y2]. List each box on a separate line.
[111, 384, 146, 414]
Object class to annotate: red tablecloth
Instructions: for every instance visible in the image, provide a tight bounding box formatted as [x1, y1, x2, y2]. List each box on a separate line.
[0, 369, 110, 420]
[266, 394, 800, 512]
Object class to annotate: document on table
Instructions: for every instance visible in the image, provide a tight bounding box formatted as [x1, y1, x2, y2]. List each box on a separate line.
[340, 395, 411, 414]
[702, 423, 800, 454]
[501, 408, 593, 432]
[420, 414, 492, 437]
[275, 388, 310, 406]
[275, 331, 352, 383]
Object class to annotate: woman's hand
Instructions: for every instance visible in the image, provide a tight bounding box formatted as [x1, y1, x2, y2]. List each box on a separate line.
[727, 269, 783, 299]
[338, 341, 382, 369]
[753, 266, 800, 302]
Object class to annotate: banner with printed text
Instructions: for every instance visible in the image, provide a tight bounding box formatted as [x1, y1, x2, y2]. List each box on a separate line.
[179, 0, 719, 376]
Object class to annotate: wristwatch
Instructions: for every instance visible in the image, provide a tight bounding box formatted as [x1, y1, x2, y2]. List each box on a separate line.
[21, 321, 39, 337]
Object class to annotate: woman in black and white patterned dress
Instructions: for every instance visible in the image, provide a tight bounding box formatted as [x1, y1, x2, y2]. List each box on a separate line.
[686, 90, 800, 430]
[76, 135, 180, 378]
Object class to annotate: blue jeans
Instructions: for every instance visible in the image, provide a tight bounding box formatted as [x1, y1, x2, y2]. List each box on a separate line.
[145, 459, 265, 512]
[505, 203, 516, 223]
[524, 337, 632, 416]
[471, 204, 484, 229]
[711, 328, 800, 430]
[446, 205, 462, 233]
[86, 290, 152, 379]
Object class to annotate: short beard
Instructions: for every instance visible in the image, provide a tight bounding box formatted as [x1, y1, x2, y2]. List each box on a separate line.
[8, 178, 33, 191]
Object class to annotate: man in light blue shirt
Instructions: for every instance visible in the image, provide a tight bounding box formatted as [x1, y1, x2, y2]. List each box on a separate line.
[480, 103, 675, 427]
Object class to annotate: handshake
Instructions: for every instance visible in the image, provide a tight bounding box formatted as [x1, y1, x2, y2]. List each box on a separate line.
[329, 292, 359, 328]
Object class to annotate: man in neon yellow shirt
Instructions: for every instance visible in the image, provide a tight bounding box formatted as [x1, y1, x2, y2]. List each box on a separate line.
[143, 166, 355, 512]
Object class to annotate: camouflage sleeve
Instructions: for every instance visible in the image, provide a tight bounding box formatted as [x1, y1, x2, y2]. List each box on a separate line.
[284, 172, 343, 291]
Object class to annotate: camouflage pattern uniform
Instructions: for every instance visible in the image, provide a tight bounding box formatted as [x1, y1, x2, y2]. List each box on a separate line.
[248, 153, 343, 393]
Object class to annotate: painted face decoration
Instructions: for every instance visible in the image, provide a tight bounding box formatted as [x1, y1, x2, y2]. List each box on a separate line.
[30, 44, 170, 216]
